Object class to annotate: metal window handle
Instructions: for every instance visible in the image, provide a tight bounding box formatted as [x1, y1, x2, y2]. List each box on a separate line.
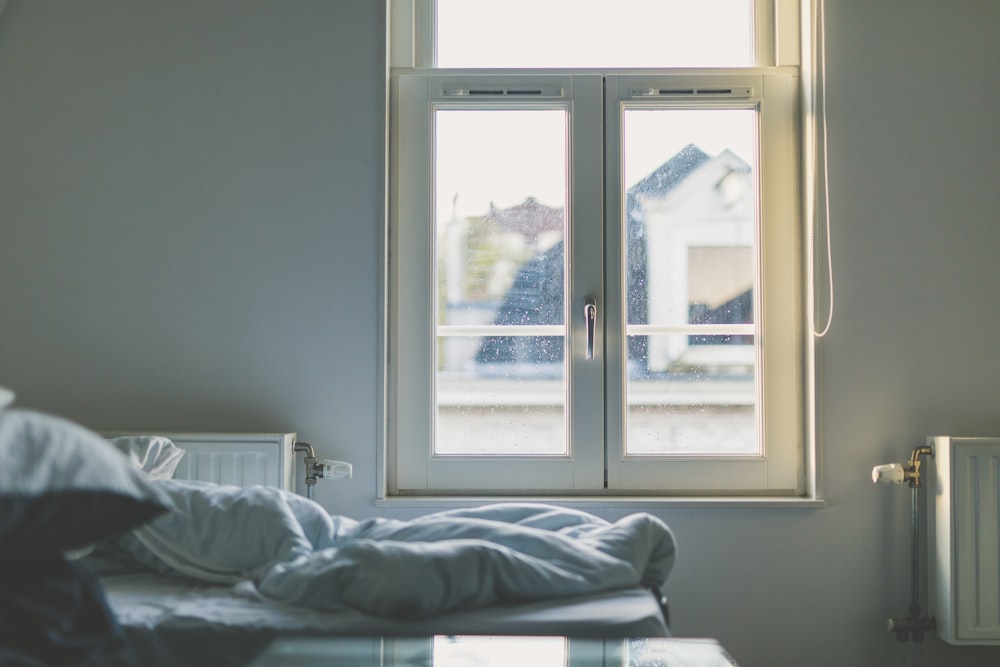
[584, 298, 597, 360]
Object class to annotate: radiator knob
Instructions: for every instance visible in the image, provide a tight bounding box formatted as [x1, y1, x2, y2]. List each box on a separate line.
[872, 462, 906, 484]
[321, 459, 353, 480]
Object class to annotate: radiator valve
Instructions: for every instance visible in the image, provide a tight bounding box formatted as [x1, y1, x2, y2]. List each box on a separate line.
[294, 442, 353, 493]
[872, 445, 934, 488]
[872, 462, 907, 485]
[320, 459, 352, 480]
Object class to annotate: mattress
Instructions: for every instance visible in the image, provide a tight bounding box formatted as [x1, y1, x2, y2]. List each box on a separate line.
[102, 572, 669, 667]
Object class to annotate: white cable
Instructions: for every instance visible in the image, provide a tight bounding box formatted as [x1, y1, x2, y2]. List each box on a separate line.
[812, 0, 834, 337]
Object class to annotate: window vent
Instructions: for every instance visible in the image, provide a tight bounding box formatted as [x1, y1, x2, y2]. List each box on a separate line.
[631, 87, 753, 98]
[442, 87, 564, 98]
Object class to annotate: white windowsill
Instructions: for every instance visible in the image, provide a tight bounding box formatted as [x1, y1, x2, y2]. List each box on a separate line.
[376, 495, 825, 510]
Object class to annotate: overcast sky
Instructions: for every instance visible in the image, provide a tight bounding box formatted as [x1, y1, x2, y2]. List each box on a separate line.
[433, 0, 755, 222]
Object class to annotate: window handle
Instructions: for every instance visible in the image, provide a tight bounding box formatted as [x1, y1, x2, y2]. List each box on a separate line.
[584, 298, 598, 360]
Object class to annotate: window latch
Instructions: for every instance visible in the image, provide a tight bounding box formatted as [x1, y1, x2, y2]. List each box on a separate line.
[584, 298, 598, 360]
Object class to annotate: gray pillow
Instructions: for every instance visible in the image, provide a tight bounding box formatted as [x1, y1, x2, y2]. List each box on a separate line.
[0, 409, 168, 564]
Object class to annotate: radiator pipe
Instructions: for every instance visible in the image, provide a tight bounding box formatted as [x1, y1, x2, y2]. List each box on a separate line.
[887, 445, 936, 642]
[910, 483, 919, 614]
[293, 441, 320, 500]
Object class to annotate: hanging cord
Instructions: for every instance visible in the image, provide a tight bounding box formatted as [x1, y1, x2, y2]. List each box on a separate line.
[811, 0, 834, 337]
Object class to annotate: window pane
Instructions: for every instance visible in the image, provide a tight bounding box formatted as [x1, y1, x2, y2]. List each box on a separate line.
[622, 108, 757, 456]
[437, 0, 753, 68]
[435, 109, 568, 456]
[626, 334, 755, 455]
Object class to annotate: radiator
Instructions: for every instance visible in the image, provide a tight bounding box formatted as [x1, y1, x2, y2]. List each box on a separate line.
[107, 431, 297, 491]
[927, 436, 1000, 644]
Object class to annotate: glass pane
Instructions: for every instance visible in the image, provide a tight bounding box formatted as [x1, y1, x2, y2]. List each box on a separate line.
[433, 636, 567, 666]
[627, 335, 755, 454]
[622, 108, 757, 456]
[437, 0, 753, 68]
[435, 109, 568, 456]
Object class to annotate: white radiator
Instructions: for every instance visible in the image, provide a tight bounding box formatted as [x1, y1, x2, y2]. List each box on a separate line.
[107, 431, 297, 491]
[927, 436, 1000, 645]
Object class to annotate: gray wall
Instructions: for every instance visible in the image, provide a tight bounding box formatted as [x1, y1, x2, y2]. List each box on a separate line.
[1, 1, 998, 665]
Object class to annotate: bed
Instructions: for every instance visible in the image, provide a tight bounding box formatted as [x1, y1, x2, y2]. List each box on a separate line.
[0, 403, 676, 667]
[100, 574, 669, 666]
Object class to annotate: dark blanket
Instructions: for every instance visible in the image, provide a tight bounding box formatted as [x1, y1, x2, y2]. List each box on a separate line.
[0, 554, 123, 667]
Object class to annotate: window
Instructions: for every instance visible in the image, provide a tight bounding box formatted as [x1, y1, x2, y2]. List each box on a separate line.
[387, 0, 807, 496]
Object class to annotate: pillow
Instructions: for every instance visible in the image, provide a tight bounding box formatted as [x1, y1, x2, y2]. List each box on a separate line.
[108, 435, 186, 480]
[0, 409, 168, 564]
[0, 385, 13, 409]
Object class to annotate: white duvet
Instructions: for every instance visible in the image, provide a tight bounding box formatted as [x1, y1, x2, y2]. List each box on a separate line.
[114, 480, 676, 618]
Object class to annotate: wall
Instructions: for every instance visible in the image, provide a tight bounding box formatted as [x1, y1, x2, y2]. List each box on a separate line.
[1, 1, 998, 665]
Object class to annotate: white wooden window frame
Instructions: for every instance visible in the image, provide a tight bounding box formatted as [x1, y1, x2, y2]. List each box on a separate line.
[385, 0, 809, 497]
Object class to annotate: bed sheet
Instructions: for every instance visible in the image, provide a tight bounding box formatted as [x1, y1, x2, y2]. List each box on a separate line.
[101, 572, 669, 667]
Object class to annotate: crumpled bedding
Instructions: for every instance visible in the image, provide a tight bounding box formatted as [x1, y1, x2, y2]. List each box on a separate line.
[108, 480, 677, 618]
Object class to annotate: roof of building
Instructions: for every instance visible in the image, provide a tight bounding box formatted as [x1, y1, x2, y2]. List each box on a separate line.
[628, 143, 711, 202]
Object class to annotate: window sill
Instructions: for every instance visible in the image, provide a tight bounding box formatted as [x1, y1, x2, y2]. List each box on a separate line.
[376, 495, 825, 510]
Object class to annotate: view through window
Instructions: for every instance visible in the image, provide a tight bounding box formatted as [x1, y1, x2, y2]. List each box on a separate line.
[435, 108, 759, 457]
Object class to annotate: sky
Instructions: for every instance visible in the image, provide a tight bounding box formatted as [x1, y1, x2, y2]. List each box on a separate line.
[436, 0, 752, 69]
[432, 0, 756, 222]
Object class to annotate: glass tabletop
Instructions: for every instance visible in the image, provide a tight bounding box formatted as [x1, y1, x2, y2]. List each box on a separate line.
[250, 635, 737, 667]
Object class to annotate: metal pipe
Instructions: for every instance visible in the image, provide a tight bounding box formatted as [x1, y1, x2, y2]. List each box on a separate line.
[293, 441, 319, 500]
[910, 483, 919, 613]
[887, 445, 936, 641]
[906, 445, 932, 614]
